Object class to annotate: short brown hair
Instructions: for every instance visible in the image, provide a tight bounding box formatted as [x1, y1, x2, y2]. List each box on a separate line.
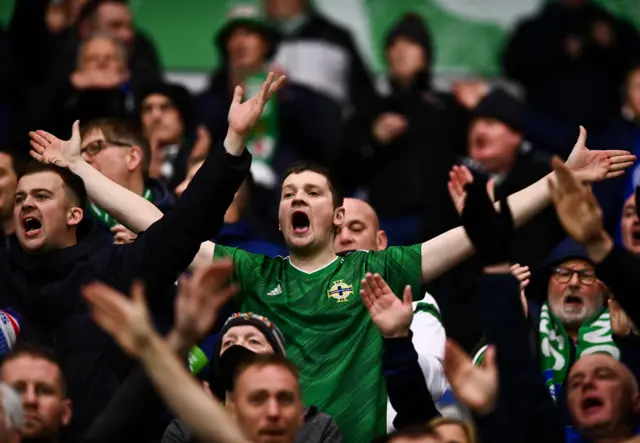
[231, 354, 299, 393]
[427, 417, 477, 443]
[80, 118, 151, 178]
[20, 162, 88, 209]
[1, 343, 68, 396]
[280, 161, 343, 209]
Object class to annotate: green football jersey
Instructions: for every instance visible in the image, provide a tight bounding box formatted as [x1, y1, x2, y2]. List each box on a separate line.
[214, 245, 422, 443]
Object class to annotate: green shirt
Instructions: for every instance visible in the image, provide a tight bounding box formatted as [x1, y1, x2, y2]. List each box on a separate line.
[214, 245, 422, 443]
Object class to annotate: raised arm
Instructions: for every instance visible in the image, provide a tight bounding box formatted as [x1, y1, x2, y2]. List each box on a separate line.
[82, 278, 249, 443]
[420, 127, 635, 283]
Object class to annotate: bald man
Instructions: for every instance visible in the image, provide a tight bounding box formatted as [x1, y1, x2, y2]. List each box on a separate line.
[567, 354, 640, 442]
[335, 198, 449, 431]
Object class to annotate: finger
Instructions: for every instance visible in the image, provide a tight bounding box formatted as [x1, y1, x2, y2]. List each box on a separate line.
[82, 282, 127, 316]
[360, 289, 373, 310]
[365, 274, 382, 299]
[370, 274, 386, 299]
[574, 126, 587, 149]
[259, 72, 275, 103]
[486, 179, 496, 203]
[604, 150, 634, 159]
[88, 304, 121, 336]
[402, 285, 413, 305]
[522, 278, 530, 288]
[29, 150, 45, 163]
[29, 131, 50, 148]
[360, 276, 373, 300]
[131, 280, 147, 306]
[232, 85, 244, 105]
[605, 170, 625, 179]
[449, 171, 463, 196]
[71, 120, 80, 142]
[197, 125, 210, 141]
[267, 74, 286, 98]
[374, 274, 393, 297]
[483, 345, 497, 371]
[35, 130, 56, 144]
[608, 161, 635, 172]
[553, 157, 582, 192]
[460, 166, 474, 184]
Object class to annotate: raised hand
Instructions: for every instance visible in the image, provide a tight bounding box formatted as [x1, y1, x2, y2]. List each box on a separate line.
[510, 264, 531, 293]
[360, 273, 413, 338]
[228, 72, 286, 138]
[111, 224, 137, 245]
[29, 120, 83, 168]
[447, 165, 494, 216]
[174, 260, 238, 346]
[444, 339, 498, 415]
[565, 126, 635, 183]
[549, 156, 605, 245]
[82, 281, 156, 357]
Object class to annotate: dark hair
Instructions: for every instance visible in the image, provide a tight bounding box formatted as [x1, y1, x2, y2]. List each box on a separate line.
[372, 426, 440, 443]
[19, 162, 88, 209]
[280, 160, 343, 209]
[79, 0, 129, 24]
[0, 146, 27, 178]
[80, 117, 151, 178]
[231, 354, 299, 392]
[1, 343, 68, 395]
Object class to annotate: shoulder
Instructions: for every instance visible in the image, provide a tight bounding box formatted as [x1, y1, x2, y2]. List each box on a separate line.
[412, 293, 442, 322]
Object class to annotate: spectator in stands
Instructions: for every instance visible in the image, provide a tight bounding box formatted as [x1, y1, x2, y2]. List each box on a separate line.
[619, 192, 640, 256]
[427, 417, 476, 443]
[465, 88, 565, 267]
[367, 13, 469, 246]
[0, 383, 23, 443]
[266, 0, 379, 127]
[503, 0, 640, 154]
[0, 345, 72, 442]
[164, 313, 341, 443]
[0, 147, 25, 239]
[79, 117, 175, 243]
[334, 198, 447, 430]
[138, 83, 201, 189]
[197, 4, 343, 241]
[47, 34, 132, 137]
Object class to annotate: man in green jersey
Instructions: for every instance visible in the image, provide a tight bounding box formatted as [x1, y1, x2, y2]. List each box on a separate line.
[34, 112, 636, 443]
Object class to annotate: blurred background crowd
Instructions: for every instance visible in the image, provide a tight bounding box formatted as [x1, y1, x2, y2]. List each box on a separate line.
[0, 0, 640, 442]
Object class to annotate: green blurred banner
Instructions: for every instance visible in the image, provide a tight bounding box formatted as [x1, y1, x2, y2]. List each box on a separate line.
[1, 0, 639, 74]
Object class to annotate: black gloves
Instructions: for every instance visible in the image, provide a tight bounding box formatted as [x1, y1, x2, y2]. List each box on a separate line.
[461, 176, 514, 266]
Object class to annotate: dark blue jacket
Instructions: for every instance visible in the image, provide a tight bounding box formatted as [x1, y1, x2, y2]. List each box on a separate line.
[0, 145, 250, 441]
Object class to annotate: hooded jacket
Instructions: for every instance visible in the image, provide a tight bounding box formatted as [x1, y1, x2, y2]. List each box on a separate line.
[0, 144, 250, 440]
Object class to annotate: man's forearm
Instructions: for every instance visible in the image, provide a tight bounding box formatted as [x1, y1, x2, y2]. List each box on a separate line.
[139, 334, 249, 443]
[70, 160, 163, 233]
[421, 172, 554, 282]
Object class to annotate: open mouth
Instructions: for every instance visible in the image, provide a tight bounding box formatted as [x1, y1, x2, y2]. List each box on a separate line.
[565, 295, 583, 306]
[260, 428, 286, 437]
[22, 217, 42, 237]
[631, 229, 640, 244]
[291, 211, 310, 235]
[582, 396, 604, 414]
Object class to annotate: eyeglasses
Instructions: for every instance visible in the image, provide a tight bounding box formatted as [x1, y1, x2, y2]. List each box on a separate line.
[552, 267, 597, 285]
[81, 139, 133, 157]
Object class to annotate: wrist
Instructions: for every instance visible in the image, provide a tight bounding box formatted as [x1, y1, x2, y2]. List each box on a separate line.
[137, 331, 163, 361]
[382, 328, 410, 339]
[224, 130, 247, 156]
[67, 157, 88, 174]
[584, 231, 613, 263]
[483, 263, 511, 274]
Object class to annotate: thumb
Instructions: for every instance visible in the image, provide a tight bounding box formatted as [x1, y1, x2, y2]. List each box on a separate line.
[402, 285, 413, 305]
[483, 345, 497, 371]
[577, 125, 587, 148]
[444, 339, 469, 377]
[71, 120, 81, 141]
[131, 280, 147, 305]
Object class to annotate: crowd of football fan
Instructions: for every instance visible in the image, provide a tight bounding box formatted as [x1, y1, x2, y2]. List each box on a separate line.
[1, 0, 640, 442]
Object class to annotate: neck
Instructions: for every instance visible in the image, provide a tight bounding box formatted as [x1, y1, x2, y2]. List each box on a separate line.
[128, 174, 146, 197]
[289, 246, 337, 273]
[566, 329, 579, 342]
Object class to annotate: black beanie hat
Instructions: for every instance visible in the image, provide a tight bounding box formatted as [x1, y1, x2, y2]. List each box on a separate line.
[472, 88, 524, 134]
[137, 82, 194, 133]
[384, 13, 434, 65]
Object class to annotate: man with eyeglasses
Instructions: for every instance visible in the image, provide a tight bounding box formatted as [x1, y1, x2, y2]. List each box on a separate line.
[79, 117, 175, 244]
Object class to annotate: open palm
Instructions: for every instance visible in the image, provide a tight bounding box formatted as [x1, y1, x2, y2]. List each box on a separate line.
[228, 72, 286, 137]
[29, 120, 82, 169]
[566, 126, 635, 182]
[360, 273, 413, 338]
[444, 340, 498, 414]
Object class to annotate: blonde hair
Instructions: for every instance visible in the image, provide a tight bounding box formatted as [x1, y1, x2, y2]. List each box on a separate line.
[427, 417, 477, 443]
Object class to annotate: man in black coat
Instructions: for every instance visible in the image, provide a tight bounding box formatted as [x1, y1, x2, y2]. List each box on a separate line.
[0, 74, 283, 441]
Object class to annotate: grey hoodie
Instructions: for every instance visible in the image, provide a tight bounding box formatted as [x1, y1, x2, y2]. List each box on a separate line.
[162, 406, 342, 443]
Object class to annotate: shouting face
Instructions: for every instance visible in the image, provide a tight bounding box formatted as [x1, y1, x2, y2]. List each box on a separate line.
[13, 171, 83, 254]
[620, 194, 640, 256]
[568, 354, 640, 440]
[278, 170, 343, 255]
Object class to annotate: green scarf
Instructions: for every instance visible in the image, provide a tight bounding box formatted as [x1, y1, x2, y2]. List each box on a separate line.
[244, 72, 279, 189]
[539, 302, 619, 401]
[88, 188, 154, 229]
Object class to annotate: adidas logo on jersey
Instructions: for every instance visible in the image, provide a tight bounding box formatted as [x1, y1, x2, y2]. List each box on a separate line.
[267, 284, 282, 296]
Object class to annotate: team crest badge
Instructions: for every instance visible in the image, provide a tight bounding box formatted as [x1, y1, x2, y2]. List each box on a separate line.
[327, 280, 353, 303]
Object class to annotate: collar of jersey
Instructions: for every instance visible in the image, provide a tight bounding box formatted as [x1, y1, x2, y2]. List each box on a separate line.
[285, 255, 340, 275]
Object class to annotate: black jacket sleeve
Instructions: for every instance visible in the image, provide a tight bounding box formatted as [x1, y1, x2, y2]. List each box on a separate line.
[474, 407, 524, 443]
[595, 245, 640, 328]
[475, 274, 565, 443]
[113, 143, 251, 297]
[382, 332, 440, 430]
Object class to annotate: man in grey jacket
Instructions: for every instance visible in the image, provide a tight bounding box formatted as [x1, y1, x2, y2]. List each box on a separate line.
[162, 312, 342, 443]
